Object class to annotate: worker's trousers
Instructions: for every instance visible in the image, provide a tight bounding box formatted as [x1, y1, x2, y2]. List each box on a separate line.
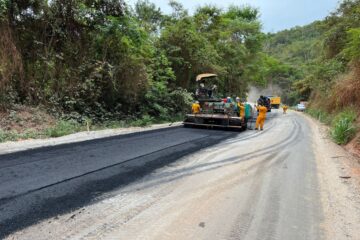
[255, 116, 265, 130]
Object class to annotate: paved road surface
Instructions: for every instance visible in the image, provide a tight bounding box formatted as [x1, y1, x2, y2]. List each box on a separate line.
[0, 110, 329, 239]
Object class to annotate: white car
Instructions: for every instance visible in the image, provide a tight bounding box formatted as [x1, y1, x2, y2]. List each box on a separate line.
[296, 104, 306, 112]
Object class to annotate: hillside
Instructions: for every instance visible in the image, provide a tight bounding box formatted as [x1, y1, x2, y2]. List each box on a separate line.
[267, 0, 360, 150]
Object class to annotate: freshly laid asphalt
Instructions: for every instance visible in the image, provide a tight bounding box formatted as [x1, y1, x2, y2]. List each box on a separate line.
[0, 111, 324, 239]
[0, 125, 239, 237]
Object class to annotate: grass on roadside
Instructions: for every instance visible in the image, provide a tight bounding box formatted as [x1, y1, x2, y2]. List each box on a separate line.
[0, 129, 43, 142]
[330, 109, 357, 145]
[306, 108, 332, 125]
[0, 114, 185, 143]
[307, 107, 358, 145]
[46, 120, 84, 138]
[131, 115, 155, 127]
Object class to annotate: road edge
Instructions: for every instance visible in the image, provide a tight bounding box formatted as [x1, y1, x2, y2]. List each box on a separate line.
[0, 122, 183, 156]
[300, 112, 360, 240]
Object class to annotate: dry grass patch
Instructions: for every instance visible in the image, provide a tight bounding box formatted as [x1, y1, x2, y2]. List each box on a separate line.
[332, 63, 360, 111]
[0, 105, 55, 133]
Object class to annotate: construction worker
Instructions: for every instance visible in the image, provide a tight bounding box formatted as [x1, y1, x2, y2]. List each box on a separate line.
[255, 104, 267, 130]
[235, 97, 245, 118]
[192, 101, 201, 114]
[234, 97, 240, 113]
[257, 95, 265, 106]
[208, 84, 217, 98]
[283, 105, 288, 114]
[239, 102, 245, 118]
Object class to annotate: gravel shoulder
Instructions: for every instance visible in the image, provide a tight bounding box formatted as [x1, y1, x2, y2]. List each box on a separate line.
[302, 112, 360, 240]
[0, 122, 182, 155]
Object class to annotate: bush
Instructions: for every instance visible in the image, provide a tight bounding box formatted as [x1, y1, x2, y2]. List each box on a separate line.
[0, 129, 16, 142]
[100, 120, 128, 129]
[46, 120, 82, 138]
[330, 109, 357, 144]
[168, 88, 193, 115]
[143, 85, 193, 121]
[132, 115, 154, 127]
[0, 129, 43, 143]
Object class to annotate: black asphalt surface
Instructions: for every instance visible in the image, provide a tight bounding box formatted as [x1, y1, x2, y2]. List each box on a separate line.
[0, 126, 241, 238]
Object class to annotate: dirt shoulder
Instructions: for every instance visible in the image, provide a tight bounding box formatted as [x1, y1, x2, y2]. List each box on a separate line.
[302, 112, 360, 240]
[0, 122, 182, 155]
[346, 131, 360, 158]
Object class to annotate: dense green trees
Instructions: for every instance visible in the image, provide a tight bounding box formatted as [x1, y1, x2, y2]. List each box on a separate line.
[0, 0, 269, 122]
[3, 0, 356, 123]
[266, 0, 360, 107]
[160, 4, 266, 96]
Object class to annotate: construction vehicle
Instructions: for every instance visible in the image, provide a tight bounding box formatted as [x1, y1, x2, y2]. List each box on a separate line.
[183, 73, 246, 130]
[268, 96, 281, 109]
[257, 96, 271, 112]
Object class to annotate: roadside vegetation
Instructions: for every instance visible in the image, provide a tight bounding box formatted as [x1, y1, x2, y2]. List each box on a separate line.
[0, 105, 179, 142]
[0, 0, 283, 142]
[267, 0, 360, 146]
[307, 108, 358, 144]
[330, 109, 357, 144]
[0, 0, 359, 146]
[0, 1, 272, 121]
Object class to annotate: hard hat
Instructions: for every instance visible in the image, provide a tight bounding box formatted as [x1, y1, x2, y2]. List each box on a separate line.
[195, 101, 199, 104]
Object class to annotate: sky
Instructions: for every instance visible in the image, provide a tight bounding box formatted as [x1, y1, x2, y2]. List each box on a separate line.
[127, 0, 340, 32]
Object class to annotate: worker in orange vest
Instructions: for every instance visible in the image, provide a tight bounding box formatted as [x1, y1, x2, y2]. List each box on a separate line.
[255, 104, 267, 130]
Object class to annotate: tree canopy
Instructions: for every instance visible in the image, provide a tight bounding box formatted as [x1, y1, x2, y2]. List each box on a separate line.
[266, 0, 360, 106]
[2, 0, 358, 121]
[0, 0, 270, 121]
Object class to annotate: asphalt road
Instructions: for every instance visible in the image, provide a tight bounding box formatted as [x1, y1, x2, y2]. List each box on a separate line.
[1, 110, 325, 239]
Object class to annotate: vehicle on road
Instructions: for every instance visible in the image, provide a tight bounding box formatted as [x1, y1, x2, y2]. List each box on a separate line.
[300, 101, 309, 107]
[183, 74, 246, 130]
[268, 96, 281, 109]
[296, 104, 306, 111]
[257, 96, 271, 112]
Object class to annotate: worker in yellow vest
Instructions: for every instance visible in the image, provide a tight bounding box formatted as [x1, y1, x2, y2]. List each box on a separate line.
[282, 105, 288, 114]
[235, 97, 245, 118]
[192, 101, 201, 114]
